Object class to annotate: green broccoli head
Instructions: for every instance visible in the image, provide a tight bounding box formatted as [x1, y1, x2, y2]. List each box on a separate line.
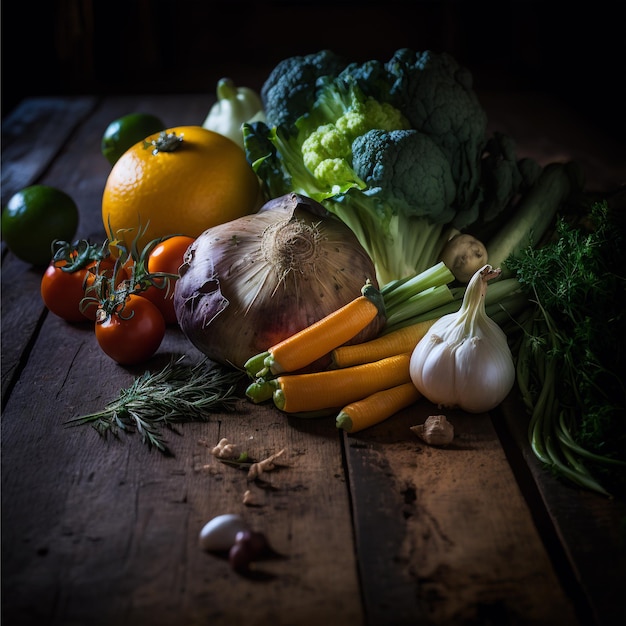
[261, 50, 348, 131]
[249, 47, 536, 282]
[383, 49, 488, 219]
[352, 129, 456, 223]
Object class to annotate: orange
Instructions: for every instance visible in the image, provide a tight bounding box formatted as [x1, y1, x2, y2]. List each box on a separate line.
[101, 125, 262, 254]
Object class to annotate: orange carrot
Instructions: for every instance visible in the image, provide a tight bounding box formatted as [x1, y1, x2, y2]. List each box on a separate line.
[244, 281, 385, 378]
[330, 318, 439, 368]
[336, 382, 421, 433]
[267, 353, 411, 414]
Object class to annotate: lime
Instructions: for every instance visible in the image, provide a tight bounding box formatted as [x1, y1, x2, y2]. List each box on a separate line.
[101, 113, 166, 166]
[1, 185, 79, 266]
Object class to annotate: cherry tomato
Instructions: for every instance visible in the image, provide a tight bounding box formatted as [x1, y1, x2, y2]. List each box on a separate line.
[95, 294, 166, 365]
[138, 235, 195, 324]
[41, 260, 92, 322]
[41, 256, 128, 322]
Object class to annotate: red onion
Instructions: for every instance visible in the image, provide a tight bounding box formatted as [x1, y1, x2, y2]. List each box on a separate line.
[174, 193, 384, 369]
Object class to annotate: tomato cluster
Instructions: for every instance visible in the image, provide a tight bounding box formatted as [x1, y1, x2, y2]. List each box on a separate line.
[40, 235, 194, 365]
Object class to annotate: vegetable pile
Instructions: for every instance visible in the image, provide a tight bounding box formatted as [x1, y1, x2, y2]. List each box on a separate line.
[243, 48, 540, 284]
[26, 53, 623, 498]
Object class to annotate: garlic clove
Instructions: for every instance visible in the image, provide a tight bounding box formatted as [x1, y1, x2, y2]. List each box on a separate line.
[410, 415, 454, 446]
[199, 514, 251, 552]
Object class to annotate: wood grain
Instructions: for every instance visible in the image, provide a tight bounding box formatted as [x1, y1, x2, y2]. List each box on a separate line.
[345, 402, 581, 626]
[2, 94, 624, 626]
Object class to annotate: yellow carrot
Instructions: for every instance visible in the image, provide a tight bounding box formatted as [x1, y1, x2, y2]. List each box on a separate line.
[244, 281, 385, 378]
[336, 382, 422, 433]
[267, 353, 411, 414]
[330, 318, 438, 368]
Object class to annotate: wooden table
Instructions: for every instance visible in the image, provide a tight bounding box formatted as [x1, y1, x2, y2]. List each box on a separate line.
[2, 93, 625, 626]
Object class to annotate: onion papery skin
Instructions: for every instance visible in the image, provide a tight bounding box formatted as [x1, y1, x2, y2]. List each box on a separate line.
[174, 193, 384, 369]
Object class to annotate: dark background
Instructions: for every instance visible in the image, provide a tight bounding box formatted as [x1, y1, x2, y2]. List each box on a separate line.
[1, 0, 625, 141]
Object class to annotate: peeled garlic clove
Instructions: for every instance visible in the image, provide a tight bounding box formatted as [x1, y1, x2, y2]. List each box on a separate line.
[411, 415, 454, 446]
[199, 514, 251, 552]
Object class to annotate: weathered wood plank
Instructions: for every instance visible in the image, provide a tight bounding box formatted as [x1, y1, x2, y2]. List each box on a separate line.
[1, 322, 363, 626]
[344, 400, 581, 626]
[3, 93, 623, 626]
[1, 97, 97, 398]
[496, 391, 626, 626]
[0, 97, 99, 206]
[2, 94, 362, 625]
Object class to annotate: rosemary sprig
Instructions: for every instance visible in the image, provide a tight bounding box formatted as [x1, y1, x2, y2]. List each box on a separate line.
[65, 357, 245, 455]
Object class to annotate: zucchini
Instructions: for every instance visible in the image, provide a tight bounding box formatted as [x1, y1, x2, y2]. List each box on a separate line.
[486, 161, 584, 277]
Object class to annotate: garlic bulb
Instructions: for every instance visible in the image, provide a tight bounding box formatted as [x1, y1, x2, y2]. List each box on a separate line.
[409, 264, 515, 413]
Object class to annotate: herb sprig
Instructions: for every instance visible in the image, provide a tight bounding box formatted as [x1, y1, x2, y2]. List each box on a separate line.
[508, 200, 626, 497]
[65, 357, 245, 455]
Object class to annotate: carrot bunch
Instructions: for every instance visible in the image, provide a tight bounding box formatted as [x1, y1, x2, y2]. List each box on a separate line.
[244, 282, 438, 433]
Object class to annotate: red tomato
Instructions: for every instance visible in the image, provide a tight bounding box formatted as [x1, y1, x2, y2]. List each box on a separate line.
[41, 260, 90, 322]
[41, 257, 127, 322]
[95, 294, 166, 365]
[139, 235, 195, 324]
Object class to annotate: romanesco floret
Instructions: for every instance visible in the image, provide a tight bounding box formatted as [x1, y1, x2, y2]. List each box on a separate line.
[302, 124, 351, 172]
[313, 158, 365, 191]
[335, 99, 410, 140]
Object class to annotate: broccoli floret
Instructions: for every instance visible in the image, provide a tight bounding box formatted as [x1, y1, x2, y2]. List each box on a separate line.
[340, 129, 457, 281]
[390, 50, 488, 225]
[469, 133, 543, 244]
[352, 129, 456, 222]
[298, 80, 410, 193]
[261, 50, 348, 130]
